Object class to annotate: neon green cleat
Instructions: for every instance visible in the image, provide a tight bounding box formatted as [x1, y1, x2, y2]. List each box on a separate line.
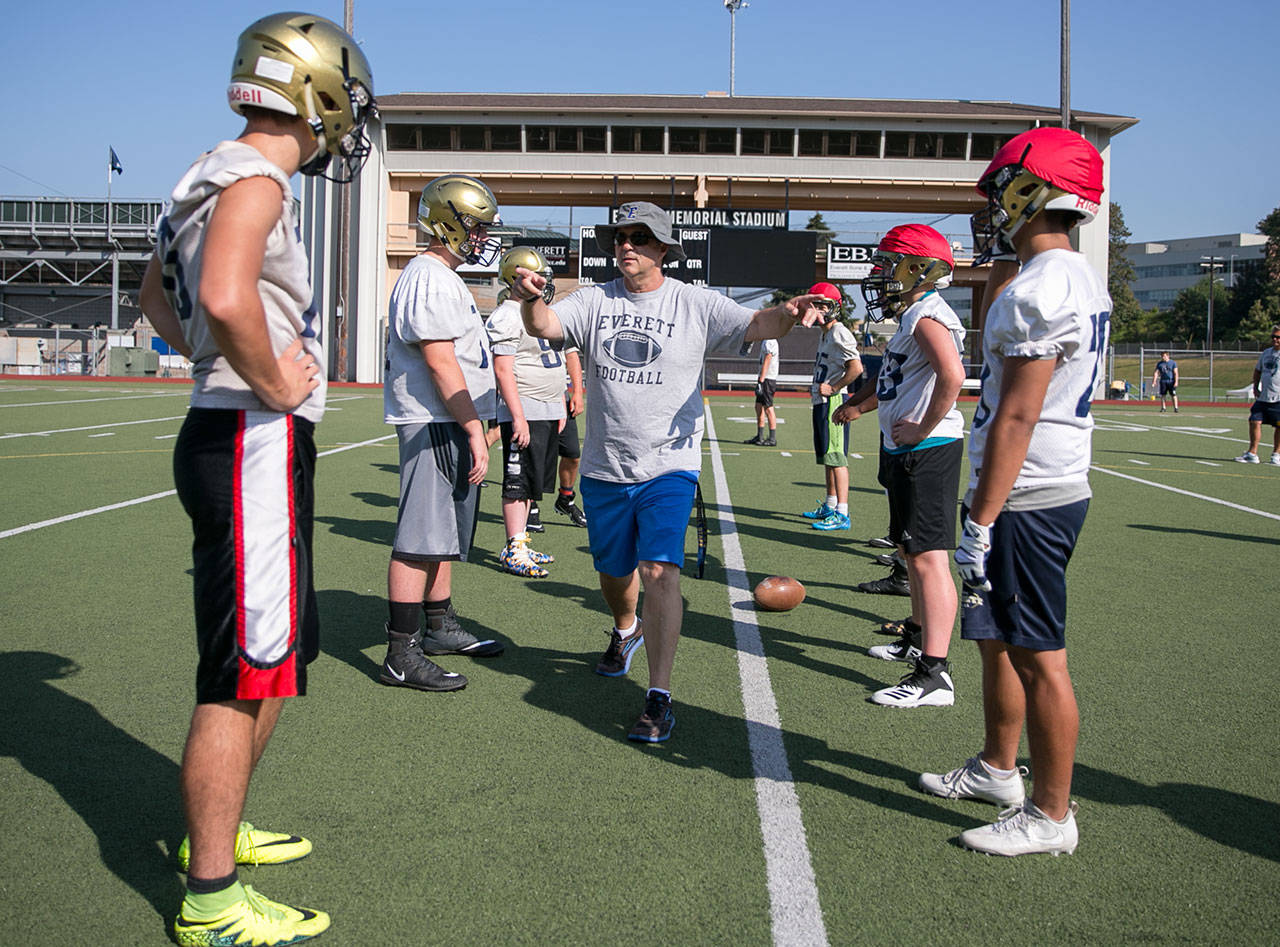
[177, 822, 312, 872]
[174, 884, 329, 946]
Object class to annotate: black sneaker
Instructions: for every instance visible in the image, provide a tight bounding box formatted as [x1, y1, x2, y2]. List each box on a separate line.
[870, 658, 955, 707]
[379, 629, 468, 692]
[421, 606, 504, 657]
[627, 690, 675, 743]
[867, 535, 896, 549]
[527, 504, 544, 533]
[873, 552, 897, 567]
[876, 616, 919, 637]
[742, 435, 763, 445]
[761, 436, 777, 446]
[595, 623, 644, 677]
[857, 572, 912, 596]
[554, 493, 587, 528]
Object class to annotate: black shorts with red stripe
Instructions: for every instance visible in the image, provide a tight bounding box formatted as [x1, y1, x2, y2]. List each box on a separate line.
[173, 407, 318, 703]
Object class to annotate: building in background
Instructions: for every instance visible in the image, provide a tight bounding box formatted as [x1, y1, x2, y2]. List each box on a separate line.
[1128, 233, 1266, 311]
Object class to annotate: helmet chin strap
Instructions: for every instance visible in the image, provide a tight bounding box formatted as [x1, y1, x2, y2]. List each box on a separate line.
[298, 83, 332, 177]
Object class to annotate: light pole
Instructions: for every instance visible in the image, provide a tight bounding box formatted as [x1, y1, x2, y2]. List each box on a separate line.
[724, 0, 748, 97]
[1199, 255, 1223, 347]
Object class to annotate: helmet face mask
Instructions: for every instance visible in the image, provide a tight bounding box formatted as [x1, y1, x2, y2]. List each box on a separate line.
[807, 282, 857, 330]
[228, 13, 377, 185]
[861, 251, 952, 321]
[971, 164, 1073, 265]
[497, 247, 555, 304]
[418, 175, 503, 266]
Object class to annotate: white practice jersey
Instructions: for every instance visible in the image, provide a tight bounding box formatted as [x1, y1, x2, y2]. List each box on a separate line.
[486, 299, 569, 422]
[876, 292, 966, 451]
[758, 338, 779, 380]
[811, 323, 860, 404]
[157, 141, 326, 423]
[968, 248, 1112, 497]
[384, 254, 495, 424]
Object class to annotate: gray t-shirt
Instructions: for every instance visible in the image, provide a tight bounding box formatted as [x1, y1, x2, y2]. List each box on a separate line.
[1256, 346, 1280, 402]
[157, 140, 326, 423]
[384, 254, 496, 424]
[552, 277, 755, 482]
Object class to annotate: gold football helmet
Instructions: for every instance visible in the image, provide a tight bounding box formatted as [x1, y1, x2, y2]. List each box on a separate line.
[497, 247, 555, 304]
[861, 224, 954, 321]
[418, 175, 503, 266]
[228, 12, 377, 182]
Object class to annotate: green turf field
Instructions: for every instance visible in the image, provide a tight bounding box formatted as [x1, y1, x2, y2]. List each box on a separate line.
[1, 379, 1277, 945]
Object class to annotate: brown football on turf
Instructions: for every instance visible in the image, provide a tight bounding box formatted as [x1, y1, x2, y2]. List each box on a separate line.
[753, 576, 806, 611]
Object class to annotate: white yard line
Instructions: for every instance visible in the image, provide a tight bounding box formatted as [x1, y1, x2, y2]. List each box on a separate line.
[704, 403, 828, 947]
[1091, 465, 1280, 523]
[1, 415, 186, 439]
[0, 392, 190, 408]
[0, 433, 395, 540]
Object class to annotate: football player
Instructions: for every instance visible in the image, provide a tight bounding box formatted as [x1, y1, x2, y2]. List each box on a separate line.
[1152, 351, 1179, 413]
[919, 127, 1111, 856]
[487, 247, 564, 577]
[833, 224, 966, 708]
[510, 201, 829, 743]
[744, 336, 780, 446]
[380, 174, 507, 692]
[138, 13, 375, 944]
[802, 282, 863, 531]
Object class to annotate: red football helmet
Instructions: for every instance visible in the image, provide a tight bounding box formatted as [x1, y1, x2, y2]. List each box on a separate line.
[971, 127, 1104, 264]
[861, 224, 955, 321]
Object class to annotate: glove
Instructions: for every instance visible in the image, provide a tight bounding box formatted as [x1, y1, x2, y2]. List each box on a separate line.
[954, 515, 993, 591]
[755, 381, 766, 399]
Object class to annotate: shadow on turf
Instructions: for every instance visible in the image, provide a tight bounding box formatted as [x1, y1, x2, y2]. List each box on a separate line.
[317, 586, 973, 827]
[1073, 763, 1280, 863]
[1128, 523, 1280, 547]
[0, 651, 184, 919]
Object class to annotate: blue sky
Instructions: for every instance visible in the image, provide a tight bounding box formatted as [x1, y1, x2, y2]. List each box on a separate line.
[3, 0, 1275, 244]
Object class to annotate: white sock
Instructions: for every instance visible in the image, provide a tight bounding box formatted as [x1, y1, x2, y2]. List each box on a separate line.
[826, 495, 837, 509]
[836, 503, 848, 515]
[615, 618, 638, 639]
[979, 757, 1017, 778]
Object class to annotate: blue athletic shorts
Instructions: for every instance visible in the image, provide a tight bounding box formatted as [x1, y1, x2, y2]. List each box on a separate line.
[579, 471, 698, 577]
[959, 499, 1089, 652]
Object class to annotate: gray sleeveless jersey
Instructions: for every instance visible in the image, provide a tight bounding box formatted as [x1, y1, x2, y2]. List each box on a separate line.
[156, 140, 325, 422]
[486, 299, 569, 422]
[552, 277, 754, 482]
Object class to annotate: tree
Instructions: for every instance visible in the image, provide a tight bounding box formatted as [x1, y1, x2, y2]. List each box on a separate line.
[1164, 276, 1230, 346]
[1107, 202, 1145, 342]
[805, 212, 836, 249]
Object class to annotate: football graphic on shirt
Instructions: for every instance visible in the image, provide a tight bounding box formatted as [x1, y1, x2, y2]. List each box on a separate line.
[603, 329, 663, 368]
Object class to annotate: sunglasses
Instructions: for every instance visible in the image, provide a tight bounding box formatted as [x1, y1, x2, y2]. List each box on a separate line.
[613, 229, 658, 247]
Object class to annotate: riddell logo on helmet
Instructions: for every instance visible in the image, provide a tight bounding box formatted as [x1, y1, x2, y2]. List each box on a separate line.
[228, 86, 263, 105]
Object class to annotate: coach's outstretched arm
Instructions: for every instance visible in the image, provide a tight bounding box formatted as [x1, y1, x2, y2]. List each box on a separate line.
[513, 267, 564, 343]
[744, 293, 828, 341]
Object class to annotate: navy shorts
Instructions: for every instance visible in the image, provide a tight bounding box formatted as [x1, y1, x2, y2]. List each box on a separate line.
[1249, 400, 1280, 426]
[959, 499, 1089, 652]
[173, 408, 318, 703]
[1158, 380, 1177, 396]
[579, 471, 698, 577]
